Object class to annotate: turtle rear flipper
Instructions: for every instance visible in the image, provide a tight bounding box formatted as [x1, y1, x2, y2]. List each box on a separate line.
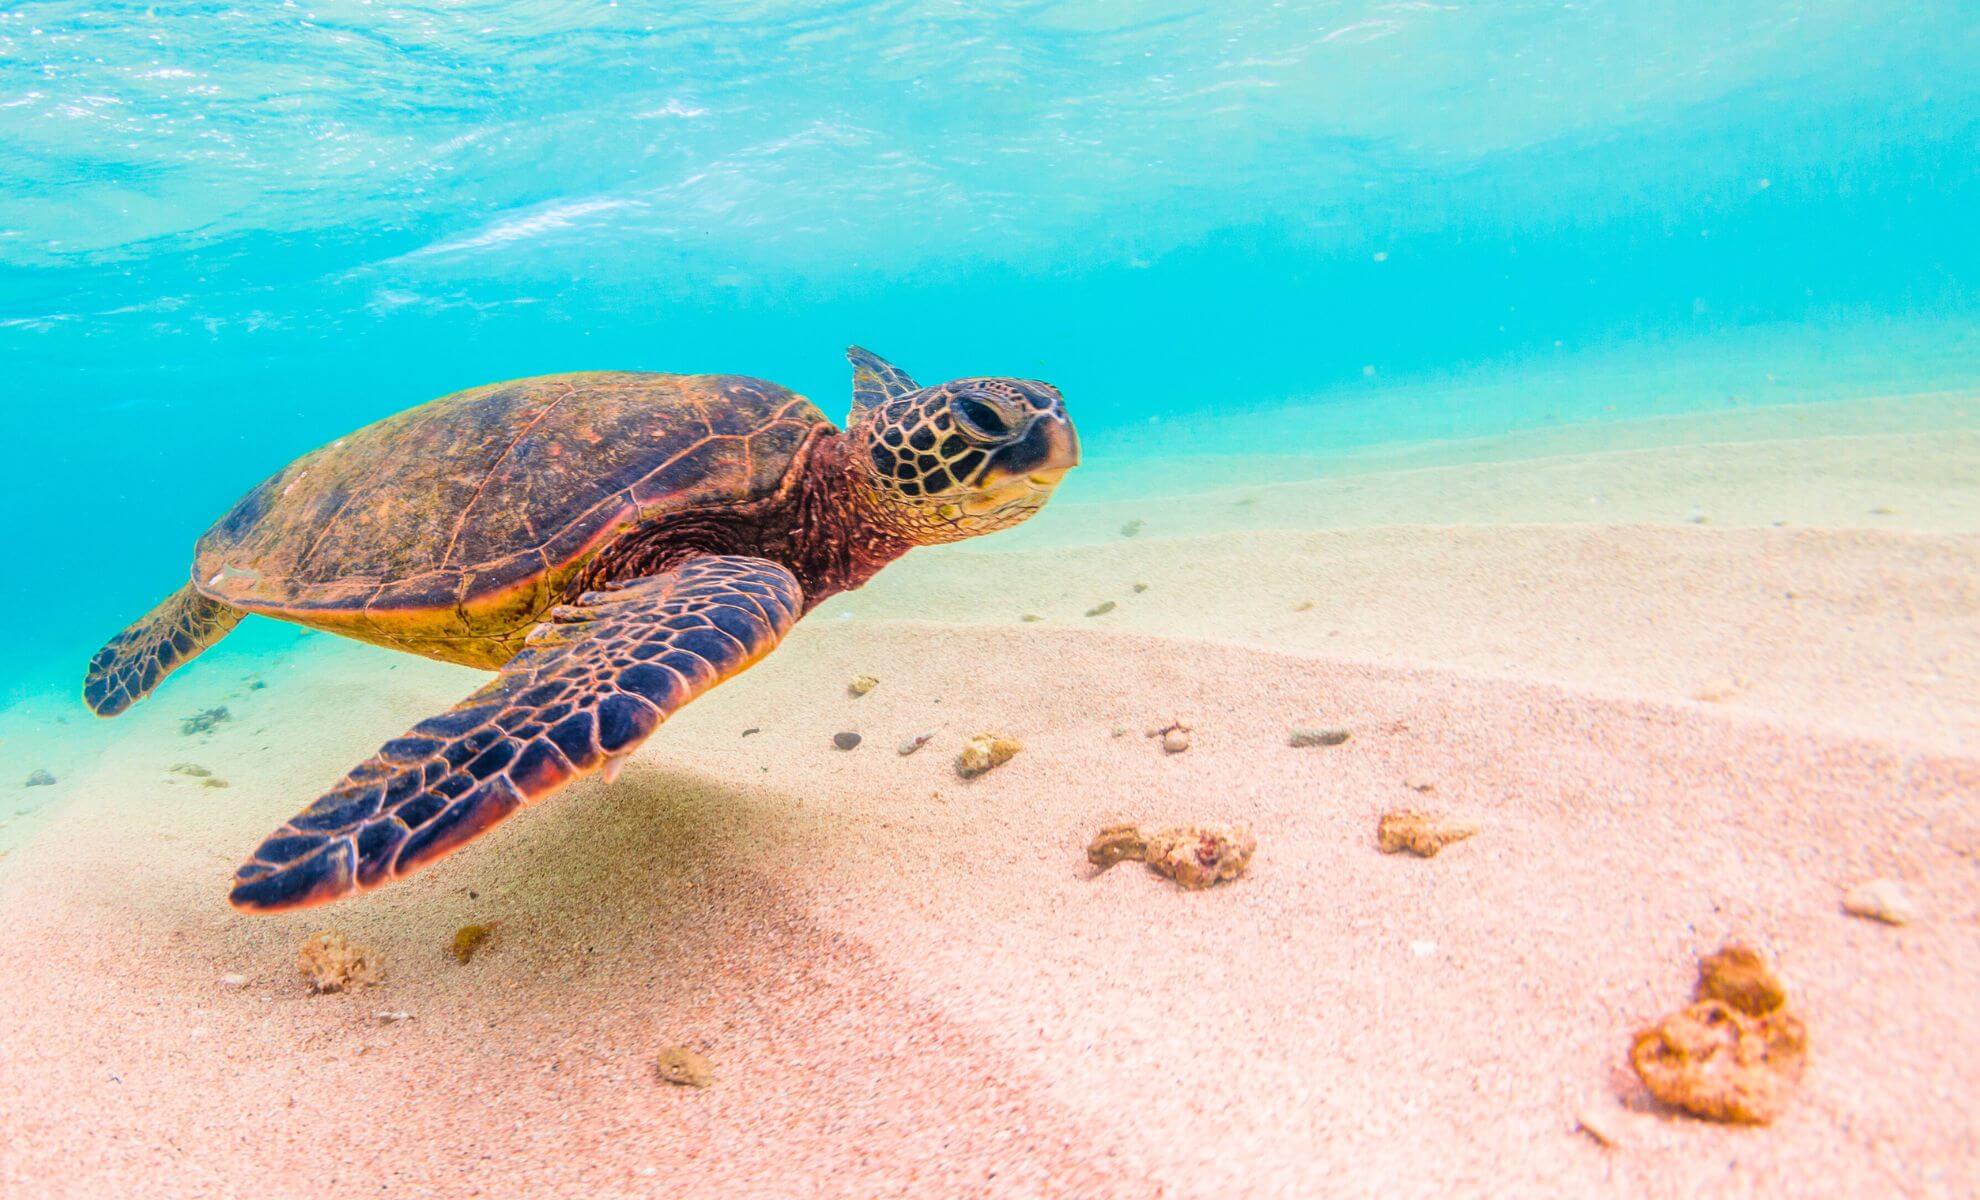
[84, 585, 245, 717]
[227, 555, 803, 912]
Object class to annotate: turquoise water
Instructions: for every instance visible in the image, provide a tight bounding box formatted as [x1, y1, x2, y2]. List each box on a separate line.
[3, 0, 1977, 704]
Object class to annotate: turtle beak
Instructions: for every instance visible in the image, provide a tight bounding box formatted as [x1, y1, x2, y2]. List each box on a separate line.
[982, 411, 1080, 490]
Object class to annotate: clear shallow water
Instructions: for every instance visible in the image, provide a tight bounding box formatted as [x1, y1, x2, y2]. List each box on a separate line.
[2, 1, 1977, 700]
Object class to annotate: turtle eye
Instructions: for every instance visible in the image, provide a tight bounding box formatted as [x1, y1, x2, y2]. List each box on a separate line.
[950, 394, 1013, 442]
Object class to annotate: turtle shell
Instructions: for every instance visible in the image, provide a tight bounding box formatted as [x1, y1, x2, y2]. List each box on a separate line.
[193, 372, 829, 667]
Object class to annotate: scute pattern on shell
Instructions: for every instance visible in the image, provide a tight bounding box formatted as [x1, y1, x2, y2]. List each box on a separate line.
[193, 372, 826, 627]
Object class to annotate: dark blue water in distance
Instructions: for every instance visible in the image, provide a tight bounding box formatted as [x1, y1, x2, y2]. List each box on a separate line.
[2, 1, 1976, 701]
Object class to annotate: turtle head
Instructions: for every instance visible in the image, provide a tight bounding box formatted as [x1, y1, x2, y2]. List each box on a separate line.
[844, 347, 1079, 544]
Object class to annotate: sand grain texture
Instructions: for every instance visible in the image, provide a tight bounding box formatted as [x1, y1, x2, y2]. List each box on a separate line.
[1, 397, 1976, 1198]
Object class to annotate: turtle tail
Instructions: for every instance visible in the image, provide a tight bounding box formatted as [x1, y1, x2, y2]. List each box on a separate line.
[84, 585, 244, 717]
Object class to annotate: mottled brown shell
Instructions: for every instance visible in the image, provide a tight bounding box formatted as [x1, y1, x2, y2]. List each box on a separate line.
[193, 372, 827, 664]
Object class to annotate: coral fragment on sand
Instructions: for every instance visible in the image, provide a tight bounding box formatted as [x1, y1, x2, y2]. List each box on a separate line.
[1694, 941, 1787, 1016]
[451, 923, 494, 964]
[1631, 1000, 1807, 1126]
[1288, 727, 1350, 748]
[1089, 823, 1255, 890]
[957, 733, 1021, 777]
[657, 1046, 714, 1088]
[897, 732, 933, 756]
[848, 674, 878, 696]
[1377, 809, 1478, 857]
[297, 931, 380, 994]
[1630, 941, 1806, 1125]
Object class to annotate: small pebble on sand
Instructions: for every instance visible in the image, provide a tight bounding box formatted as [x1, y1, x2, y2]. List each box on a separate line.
[1686, 508, 1710, 524]
[24, 769, 55, 787]
[1120, 519, 1144, 537]
[957, 733, 1021, 777]
[896, 732, 934, 756]
[848, 675, 878, 696]
[1085, 600, 1116, 617]
[1377, 809, 1478, 857]
[1841, 879, 1916, 925]
[1131, 582, 1148, 593]
[170, 762, 212, 778]
[375, 1010, 414, 1023]
[1020, 613, 1044, 622]
[216, 973, 248, 989]
[1403, 775, 1437, 793]
[657, 1046, 714, 1088]
[297, 931, 380, 994]
[201, 777, 230, 789]
[832, 731, 863, 751]
[1146, 721, 1192, 754]
[1292, 601, 1314, 612]
[1870, 505, 1898, 516]
[1692, 676, 1747, 702]
[1288, 727, 1350, 748]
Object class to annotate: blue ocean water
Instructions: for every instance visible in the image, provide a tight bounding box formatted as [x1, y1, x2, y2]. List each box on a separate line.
[2, 0, 1976, 704]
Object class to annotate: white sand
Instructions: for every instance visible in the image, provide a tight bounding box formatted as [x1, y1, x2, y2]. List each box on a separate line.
[1, 393, 1975, 1198]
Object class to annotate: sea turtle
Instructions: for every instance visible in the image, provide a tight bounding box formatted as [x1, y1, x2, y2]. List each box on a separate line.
[84, 349, 1078, 911]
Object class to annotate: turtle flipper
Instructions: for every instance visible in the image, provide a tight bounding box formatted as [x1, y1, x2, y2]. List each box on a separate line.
[84, 585, 245, 717]
[227, 555, 803, 912]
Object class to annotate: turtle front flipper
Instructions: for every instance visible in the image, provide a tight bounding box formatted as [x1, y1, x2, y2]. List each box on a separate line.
[84, 585, 245, 717]
[227, 555, 803, 912]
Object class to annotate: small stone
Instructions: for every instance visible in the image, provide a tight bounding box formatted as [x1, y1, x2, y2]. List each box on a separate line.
[1131, 582, 1149, 593]
[1686, 508, 1710, 524]
[832, 731, 862, 751]
[1692, 676, 1746, 702]
[1288, 727, 1350, 748]
[848, 675, 879, 697]
[896, 732, 934, 756]
[1377, 810, 1478, 857]
[1020, 613, 1044, 622]
[297, 931, 380, 994]
[957, 733, 1021, 777]
[1161, 727, 1191, 753]
[216, 973, 249, 989]
[1870, 505, 1898, 516]
[1574, 1100, 1639, 1149]
[23, 769, 55, 787]
[1403, 775, 1437, 793]
[201, 777, 230, 789]
[657, 1046, 714, 1088]
[1085, 600, 1116, 617]
[170, 762, 212, 778]
[451, 923, 494, 964]
[1841, 879, 1916, 925]
[249, 680, 268, 690]
[1292, 601, 1314, 612]
[1120, 519, 1144, 537]
[375, 1010, 414, 1023]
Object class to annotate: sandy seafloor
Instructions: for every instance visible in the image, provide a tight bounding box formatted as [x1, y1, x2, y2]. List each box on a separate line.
[0, 389, 1975, 1198]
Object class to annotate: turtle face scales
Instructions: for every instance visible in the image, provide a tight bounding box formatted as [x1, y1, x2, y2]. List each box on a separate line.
[847, 351, 1079, 544]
